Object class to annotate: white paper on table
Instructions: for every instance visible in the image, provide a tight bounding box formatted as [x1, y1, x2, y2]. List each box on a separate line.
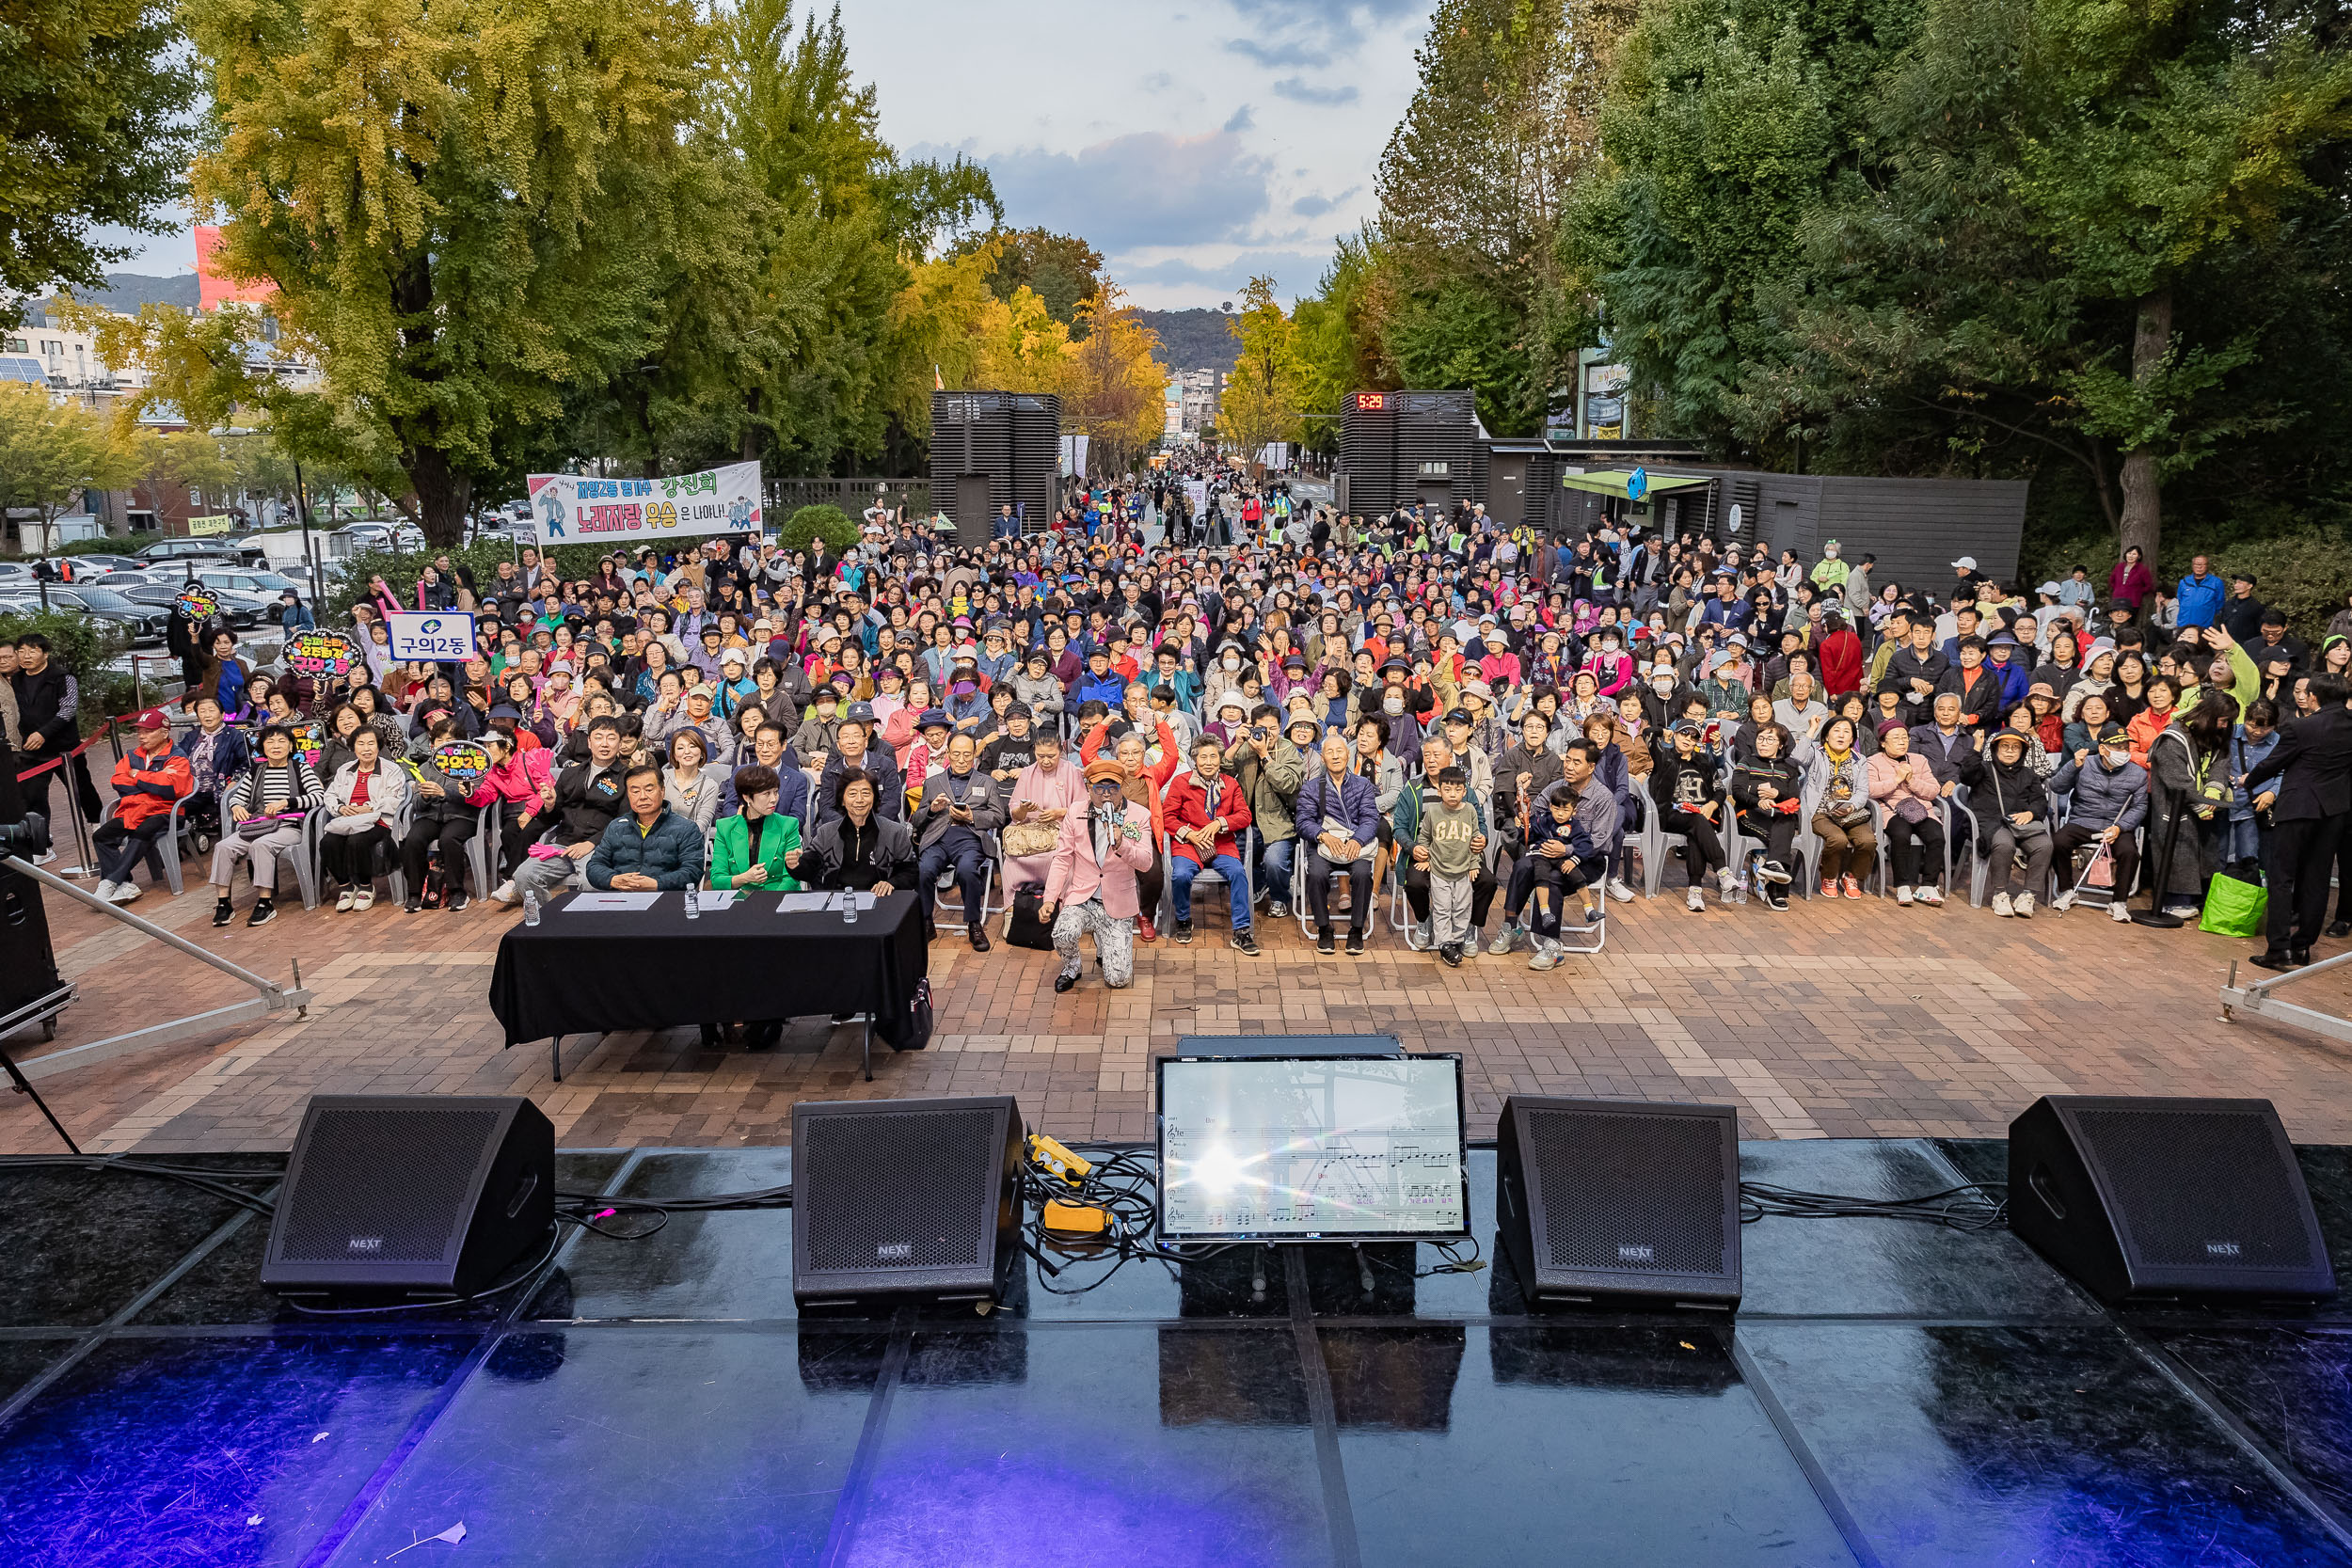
[565, 892, 662, 911]
[836, 892, 878, 911]
[692, 890, 742, 911]
[775, 892, 834, 913]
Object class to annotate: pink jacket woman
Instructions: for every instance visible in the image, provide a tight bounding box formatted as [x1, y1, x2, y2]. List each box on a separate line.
[1042, 800, 1155, 919]
[1867, 745, 1941, 822]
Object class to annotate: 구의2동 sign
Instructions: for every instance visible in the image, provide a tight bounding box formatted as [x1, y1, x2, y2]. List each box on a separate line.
[387, 610, 477, 662]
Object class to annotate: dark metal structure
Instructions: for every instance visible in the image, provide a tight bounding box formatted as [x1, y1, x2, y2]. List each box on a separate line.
[930, 391, 1060, 546]
[1338, 390, 1480, 517]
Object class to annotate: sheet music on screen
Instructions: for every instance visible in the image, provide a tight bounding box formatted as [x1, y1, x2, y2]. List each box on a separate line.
[1157, 1056, 1470, 1240]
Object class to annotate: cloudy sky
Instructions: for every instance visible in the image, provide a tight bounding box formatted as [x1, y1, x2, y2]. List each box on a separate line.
[858, 0, 1429, 309]
[96, 0, 1428, 311]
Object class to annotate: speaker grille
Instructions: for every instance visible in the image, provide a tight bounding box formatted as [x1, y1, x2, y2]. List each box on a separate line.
[2073, 1107, 2318, 1270]
[1530, 1109, 1725, 1275]
[277, 1107, 501, 1263]
[801, 1107, 996, 1273]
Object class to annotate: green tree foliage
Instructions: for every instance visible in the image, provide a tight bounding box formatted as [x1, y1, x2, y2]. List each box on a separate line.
[1573, 0, 2352, 562]
[1317, 0, 1625, 434]
[1222, 277, 1311, 460]
[184, 0, 710, 547]
[952, 228, 1103, 327]
[0, 0, 197, 328]
[0, 383, 141, 544]
[1294, 234, 1387, 456]
[779, 502, 859, 552]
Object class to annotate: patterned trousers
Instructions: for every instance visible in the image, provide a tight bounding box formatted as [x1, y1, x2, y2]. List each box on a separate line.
[1053, 895, 1136, 989]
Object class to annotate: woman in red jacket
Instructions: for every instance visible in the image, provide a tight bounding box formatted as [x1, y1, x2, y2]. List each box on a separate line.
[1817, 611, 1866, 698]
[2109, 546, 2157, 610]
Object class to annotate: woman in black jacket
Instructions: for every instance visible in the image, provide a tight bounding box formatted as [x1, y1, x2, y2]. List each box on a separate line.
[1730, 722, 1804, 909]
[1960, 728, 2053, 916]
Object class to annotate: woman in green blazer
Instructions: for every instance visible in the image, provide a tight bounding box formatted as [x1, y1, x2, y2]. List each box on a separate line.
[707, 766, 805, 891]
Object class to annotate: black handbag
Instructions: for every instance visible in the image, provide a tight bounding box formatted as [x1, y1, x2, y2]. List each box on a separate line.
[881, 978, 934, 1052]
[1006, 881, 1056, 950]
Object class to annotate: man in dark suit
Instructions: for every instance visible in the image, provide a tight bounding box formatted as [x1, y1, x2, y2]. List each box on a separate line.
[2245, 673, 2352, 969]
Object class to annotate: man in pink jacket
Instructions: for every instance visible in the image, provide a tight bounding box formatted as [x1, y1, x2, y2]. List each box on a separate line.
[1041, 759, 1156, 992]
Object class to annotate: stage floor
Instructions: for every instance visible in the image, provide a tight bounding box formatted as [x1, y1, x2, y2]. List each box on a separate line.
[4, 1139, 2352, 1566]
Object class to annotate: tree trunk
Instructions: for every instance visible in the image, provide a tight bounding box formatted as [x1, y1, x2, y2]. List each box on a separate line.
[2117, 287, 2170, 563]
[404, 443, 471, 548]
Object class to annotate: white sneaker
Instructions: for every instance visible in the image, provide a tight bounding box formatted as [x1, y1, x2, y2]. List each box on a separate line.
[93, 879, 118, 901]
[33, 849, 56, 865]
[1896, 885, 1914, 906]
[112, 880, 143, 904]
[1918, 886, 1944, 906]
[2110, 901, 2132, 923]
[1406, 920, 1431, 951]
[1992, 892, 2014, 917]
[490, 880, 517, 906]
[2049, 889, 2075, 912]
[1487, 926, 1518, 957]
[2165, 905, 2201, 921]
[1686, 887, 1706, 912]
[2015, 893, 2035, 919]
[335, 889, 356, 912]
[354, 889, 375, 911]
[1607, 877, 1635, 903]
[1718, 867, 1738, 897]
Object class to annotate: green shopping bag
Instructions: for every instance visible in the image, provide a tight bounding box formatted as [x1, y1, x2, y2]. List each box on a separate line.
[2199, 872, 2267, 938]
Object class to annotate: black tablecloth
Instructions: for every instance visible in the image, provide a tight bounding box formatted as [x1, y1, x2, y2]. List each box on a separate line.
[487, 891, 928, 1047]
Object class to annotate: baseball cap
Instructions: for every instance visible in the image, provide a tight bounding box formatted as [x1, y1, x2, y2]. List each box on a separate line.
[132, 707, 168, 732]
[1443, 706, 1472, 726]
[842, 701, 873, 722]
[1952, 556, 1978, 570]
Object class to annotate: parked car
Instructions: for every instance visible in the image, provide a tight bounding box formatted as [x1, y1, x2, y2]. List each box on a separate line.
[111, 578, 262, 628]
[137, 537, 262, 568]
[3, 584, 165, 643]
[68, 553, 146, 575]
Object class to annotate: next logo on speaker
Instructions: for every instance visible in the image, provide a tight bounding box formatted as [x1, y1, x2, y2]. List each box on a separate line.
[2206, 1241, 2242, 1258]
[876, 1243, 913, 1261]
[346, 1236, 384, 1253]
[1616, 1244, 1656, 1264]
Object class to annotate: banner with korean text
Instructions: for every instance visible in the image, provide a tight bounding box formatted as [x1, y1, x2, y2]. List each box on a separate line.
[521, 463, 764, 545]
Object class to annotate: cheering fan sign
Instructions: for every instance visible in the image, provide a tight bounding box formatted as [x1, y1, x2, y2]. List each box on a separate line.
[284, 629, 356, 678]
[433, 739, 492, 784]
[174, 588, 220, 621]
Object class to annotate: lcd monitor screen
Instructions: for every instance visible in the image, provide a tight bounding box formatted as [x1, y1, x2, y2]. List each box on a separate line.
[1155, 1054, 1470, 1242]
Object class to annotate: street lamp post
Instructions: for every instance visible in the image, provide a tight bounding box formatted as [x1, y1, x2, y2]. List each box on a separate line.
[292, 457, 320, 605]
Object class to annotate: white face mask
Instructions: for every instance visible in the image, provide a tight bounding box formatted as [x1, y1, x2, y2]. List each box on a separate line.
[1222, 653, 1240, 670]
[1384, 695, 1406, 715]
[1650, 673, 1676, 692]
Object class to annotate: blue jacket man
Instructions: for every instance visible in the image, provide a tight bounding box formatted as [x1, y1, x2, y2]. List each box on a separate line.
[2175, 562, 2225, 629]
[1292, 736, 1384, 947]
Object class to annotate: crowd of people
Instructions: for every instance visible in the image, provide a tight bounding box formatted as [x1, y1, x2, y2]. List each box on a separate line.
[21, 463, 2352, 999]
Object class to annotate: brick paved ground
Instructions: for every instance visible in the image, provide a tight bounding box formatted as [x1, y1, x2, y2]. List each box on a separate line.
[10, 867, 2352, 1155]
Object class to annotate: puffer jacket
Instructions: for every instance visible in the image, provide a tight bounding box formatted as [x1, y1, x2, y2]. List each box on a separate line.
[1957, 749, 2050, 838]
[586, 805, 706, 890]
[2047, 752, 2148, 833]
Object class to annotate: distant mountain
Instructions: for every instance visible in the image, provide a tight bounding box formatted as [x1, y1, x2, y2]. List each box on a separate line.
[1136, 309, 1239, 376]
[22, 273, 199, 324]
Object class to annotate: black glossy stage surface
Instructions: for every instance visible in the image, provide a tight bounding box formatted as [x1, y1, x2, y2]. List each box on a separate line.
[7, 1139, 2352, 1566]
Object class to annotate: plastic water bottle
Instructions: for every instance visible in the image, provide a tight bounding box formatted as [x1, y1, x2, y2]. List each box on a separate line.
[522, 888, 541, 927]
[1732, 859, 1749, 905]
[684, 887, 699, 919]
[842, 889, 859, 925]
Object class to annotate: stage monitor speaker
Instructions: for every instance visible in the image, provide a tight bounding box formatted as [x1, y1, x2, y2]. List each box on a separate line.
[261, 1096, 555, 1298]
[2008, 1095, 2337, 1304]
[1496, 1097, 1741, 1309]
[793, 1096, 1024, 1307]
